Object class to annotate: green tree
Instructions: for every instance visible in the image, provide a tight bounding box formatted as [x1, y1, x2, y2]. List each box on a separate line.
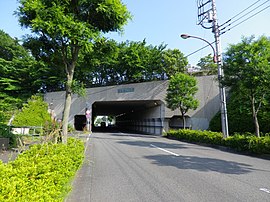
[197, 54, 217, 75]
[209, 90, 254, 133]
[76, 39, 187, 86]
[117, 40, 164, 83]
[16, 0, 131, 143]
[166, 73, 199, 129]
[162, 49, 188, 78]
[22, 36, 67, 92]
[77, 38, 121, 86]
[223, 36, 270, 137]
[0, 30, 43, 123]
[209, 89, 270, 134]
[12, 95, 51, 127]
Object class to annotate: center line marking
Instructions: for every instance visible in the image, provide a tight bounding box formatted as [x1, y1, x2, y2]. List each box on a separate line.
[150, 144, 180, 157]
[260, 188, 270, 194]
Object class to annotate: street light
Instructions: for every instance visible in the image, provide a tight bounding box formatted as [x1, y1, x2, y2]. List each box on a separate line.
[180, 34, 217, 63]
[180, 33, 229, 138]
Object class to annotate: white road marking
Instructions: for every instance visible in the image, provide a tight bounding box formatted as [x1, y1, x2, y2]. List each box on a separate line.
[121, 132, 139, 140]
[86, 133, 92, 142]
[85, 133, 92, 153]
[150, 144, 180, 157]
[260, 188, 270, 194]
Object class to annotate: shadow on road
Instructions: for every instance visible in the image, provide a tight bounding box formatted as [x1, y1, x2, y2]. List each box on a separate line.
[145, 154, 255, 175]
[97, 133, 260, 175]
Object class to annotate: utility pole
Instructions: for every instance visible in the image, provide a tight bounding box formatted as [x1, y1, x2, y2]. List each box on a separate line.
[211, 0, 229, 138]
[197, 0, 229, 138]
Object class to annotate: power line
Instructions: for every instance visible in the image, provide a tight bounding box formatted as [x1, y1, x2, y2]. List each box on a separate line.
[219, 0, 270, 32]
[230, 0, 262, 21]
[219, 0, 263, 29]
[185, 41, 215, 58]
[185, 0, 270, 58]
[220, 4, 270, 35]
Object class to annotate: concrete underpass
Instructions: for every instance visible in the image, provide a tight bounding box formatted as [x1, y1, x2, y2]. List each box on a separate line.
[44, 76, 220, 135]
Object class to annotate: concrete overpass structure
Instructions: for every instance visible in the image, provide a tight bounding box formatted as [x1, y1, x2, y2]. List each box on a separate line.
[44, 75, 220, 135]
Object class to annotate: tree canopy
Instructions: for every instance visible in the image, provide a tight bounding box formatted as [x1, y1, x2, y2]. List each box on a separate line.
[0, 30, 44, 123]
[23, 36, 188, 92]
[16, 0, 131, 143]
[166, 73, 199, 129]
[222, 36, 270, 137]
[76, 39, 188, 87]
[197, 54, 217, 75]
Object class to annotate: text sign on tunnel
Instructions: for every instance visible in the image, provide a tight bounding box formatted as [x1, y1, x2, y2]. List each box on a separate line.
[117, 88, 134, 93]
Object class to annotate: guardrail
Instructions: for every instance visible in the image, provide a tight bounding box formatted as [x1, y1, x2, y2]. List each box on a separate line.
[11, 126, 43, 136]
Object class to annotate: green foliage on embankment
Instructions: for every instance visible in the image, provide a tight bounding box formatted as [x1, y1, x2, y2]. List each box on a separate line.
[0, 138, 84, 201]
[167, 129, 270, 155]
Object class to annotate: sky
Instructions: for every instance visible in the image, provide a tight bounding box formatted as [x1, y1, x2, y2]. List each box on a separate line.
[0, 0, 270, 65]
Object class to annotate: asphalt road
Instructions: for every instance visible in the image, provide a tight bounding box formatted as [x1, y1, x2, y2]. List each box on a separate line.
[67, 132, 270, 202]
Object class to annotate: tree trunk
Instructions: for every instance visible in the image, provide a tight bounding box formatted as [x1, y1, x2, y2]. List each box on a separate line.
[62, 65, 75, 144]
[182, 116, 186, 129]
[251, 96, 260, 137]
[61, 45, 79, 144]
[62, 85, 72, 144]
[180, 108, 186, 129]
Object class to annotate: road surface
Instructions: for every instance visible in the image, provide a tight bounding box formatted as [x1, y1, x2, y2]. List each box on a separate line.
[67, 132, 270, 202]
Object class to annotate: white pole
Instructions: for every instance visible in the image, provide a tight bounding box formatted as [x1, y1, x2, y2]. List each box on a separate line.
[211, 0, 229, 138]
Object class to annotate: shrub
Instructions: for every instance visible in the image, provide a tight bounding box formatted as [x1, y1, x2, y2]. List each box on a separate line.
[225, 133, 270, 154]
[167, 129, 270, 154]
[0, 138, 84, 201]
[0, 123, 17, 147]
[224, 134, 250, 152]
[12, 95, 51, 127]
[0, 111, 6, 123]
[167, 129, 223, 145]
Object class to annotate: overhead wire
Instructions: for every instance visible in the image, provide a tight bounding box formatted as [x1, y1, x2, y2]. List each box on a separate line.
[185, 42, 215, 58]
[185, 0, 270, 58]
[219, 0, 263, 29]
[220, 3, 270, 35]
[219, 0, 270, 33]
[228, 0, 262, 21]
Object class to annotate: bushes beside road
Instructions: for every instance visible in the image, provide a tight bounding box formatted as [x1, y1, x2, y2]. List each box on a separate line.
[167, 129, 223, 145]
[0, 138, 84, 202]
[167, 129, 270, 155]
[225, 134, 270, 154]
[0, 123, 17, 148]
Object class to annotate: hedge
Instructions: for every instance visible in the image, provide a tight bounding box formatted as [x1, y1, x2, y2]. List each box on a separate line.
[225, 134, 270, 154]
[167, 129, 270, 155]
[0, 123, 17, 148]
[167, 129, 224, 146]
[0, 138, 84, 201]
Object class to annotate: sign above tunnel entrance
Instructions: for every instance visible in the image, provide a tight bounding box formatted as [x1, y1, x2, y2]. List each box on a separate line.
[117, 87, 134, 93]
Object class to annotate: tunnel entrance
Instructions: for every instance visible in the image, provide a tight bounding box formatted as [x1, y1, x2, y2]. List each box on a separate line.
[74, 115, 86, 131]
[91, 100, 164, 135]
